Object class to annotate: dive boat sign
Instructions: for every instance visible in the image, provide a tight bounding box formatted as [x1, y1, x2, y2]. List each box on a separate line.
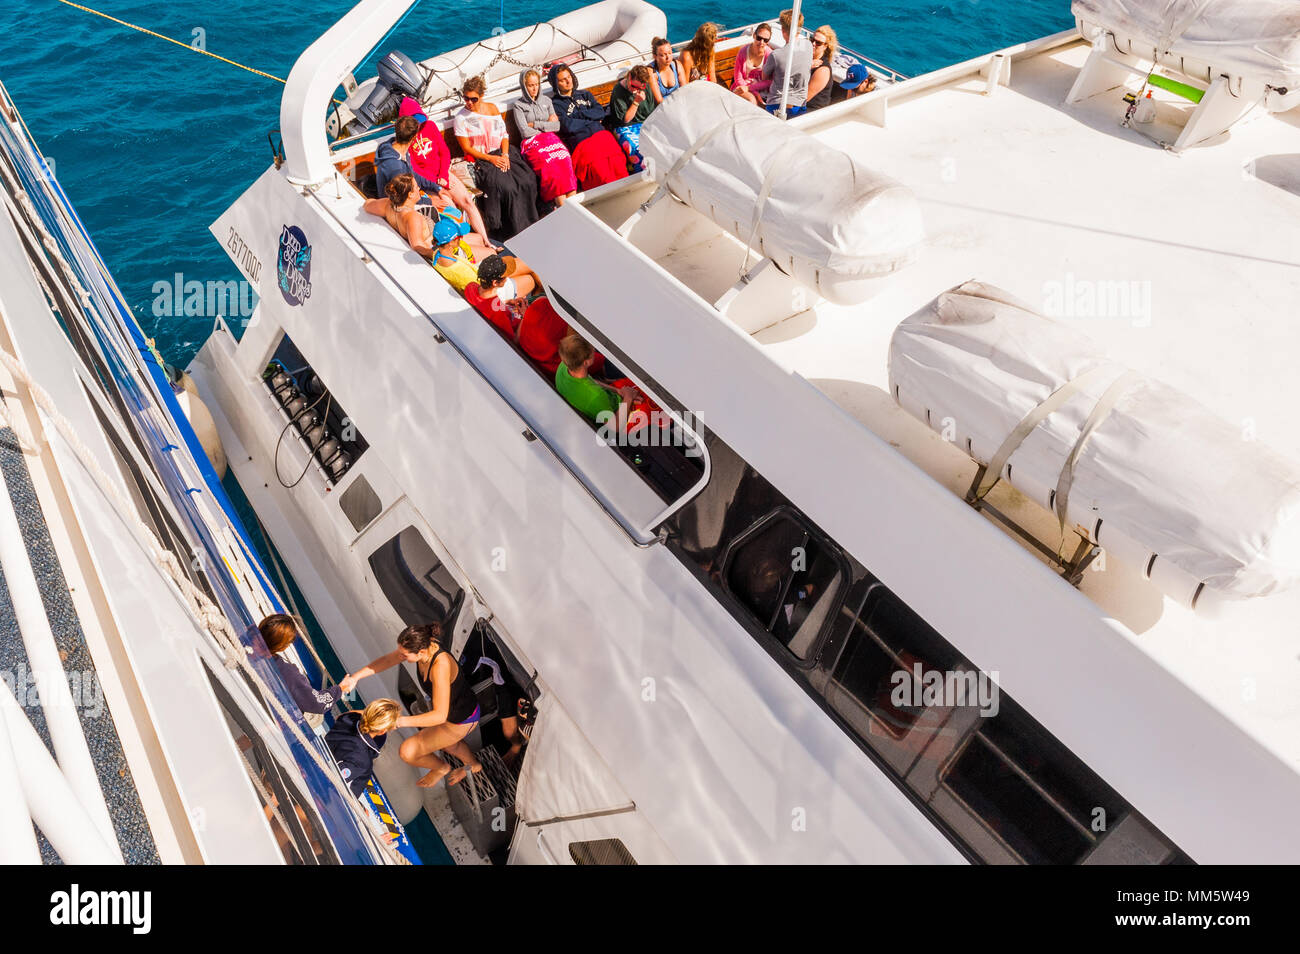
[277, 224, 313, 305]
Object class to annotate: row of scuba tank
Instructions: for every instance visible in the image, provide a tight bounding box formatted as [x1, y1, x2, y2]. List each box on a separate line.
[267, 365, 353, 482]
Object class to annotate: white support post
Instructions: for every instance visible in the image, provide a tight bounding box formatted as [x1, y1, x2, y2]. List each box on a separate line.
[1172, 75, 1259, 152]
[0, 704, 40, 863]
[1066, 37, 1145, 105]
[0, 460, 123, 861]
[0, 677, 121, 864]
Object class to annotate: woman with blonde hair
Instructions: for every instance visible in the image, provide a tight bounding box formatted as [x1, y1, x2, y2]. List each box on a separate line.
[453, 75, 540, 238]
[325, 699, 401, 797]
[679, 22, 718, 84]
[806, 25, 839, 111]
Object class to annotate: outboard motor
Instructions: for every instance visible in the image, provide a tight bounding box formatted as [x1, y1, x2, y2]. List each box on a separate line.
[346, 50, 425, 135]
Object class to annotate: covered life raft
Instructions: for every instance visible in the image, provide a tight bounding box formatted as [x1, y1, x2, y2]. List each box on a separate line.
[637, 81, 924, 305]
[888, 281, 1300, 603]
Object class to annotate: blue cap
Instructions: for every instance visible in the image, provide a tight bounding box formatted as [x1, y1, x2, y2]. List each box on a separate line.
[840, 63, 870, 89]
[433, 214, 471, 245]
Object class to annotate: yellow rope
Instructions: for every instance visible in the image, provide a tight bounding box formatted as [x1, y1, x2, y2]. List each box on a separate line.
[54, 0, 287, 84]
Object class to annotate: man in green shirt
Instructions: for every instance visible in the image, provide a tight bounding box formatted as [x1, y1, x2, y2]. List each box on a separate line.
[556, 333, 638, 431]
[608, 65, 657, 128]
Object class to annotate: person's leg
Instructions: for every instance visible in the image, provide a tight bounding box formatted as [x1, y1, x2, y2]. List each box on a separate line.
[400, 722, 471, 787]
[511, 272, 537, 298]
[444, 733, 483, 785]
[447, 173, 492, 246]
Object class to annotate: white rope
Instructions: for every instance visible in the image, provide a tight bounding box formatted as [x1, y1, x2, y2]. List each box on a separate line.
[0, 342, 409, 866]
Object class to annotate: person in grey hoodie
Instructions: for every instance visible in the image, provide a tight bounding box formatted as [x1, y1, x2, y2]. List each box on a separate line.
[513, 68, 560, 140]
[513, 68, 578, 205]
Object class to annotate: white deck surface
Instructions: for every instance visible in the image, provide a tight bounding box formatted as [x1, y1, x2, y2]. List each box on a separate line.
[587, 36, 1300, 774]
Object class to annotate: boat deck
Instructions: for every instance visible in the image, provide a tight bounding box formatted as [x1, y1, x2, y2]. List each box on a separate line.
[583, 34, 1300, 772]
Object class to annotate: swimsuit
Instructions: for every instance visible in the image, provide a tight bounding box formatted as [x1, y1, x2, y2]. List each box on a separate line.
[656, 61, 681, 98]
[419, 647, 480, 725]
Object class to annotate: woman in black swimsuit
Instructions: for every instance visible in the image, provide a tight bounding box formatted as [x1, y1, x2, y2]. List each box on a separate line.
[342, 622, 482, 788]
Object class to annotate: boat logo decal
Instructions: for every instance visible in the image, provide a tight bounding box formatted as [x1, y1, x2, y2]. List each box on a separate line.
[277, 225, 313, 306]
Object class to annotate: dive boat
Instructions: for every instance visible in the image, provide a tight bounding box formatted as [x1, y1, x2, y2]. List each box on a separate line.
[188, 0, 1300, 864]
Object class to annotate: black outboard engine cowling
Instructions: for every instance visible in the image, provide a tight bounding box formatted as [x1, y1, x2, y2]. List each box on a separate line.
[346, 50, 425, 135]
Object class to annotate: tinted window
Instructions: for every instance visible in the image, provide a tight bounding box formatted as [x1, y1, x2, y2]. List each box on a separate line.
[367, 526, 463, 627]
[569, 838, 637, 865]
[723, 511, 843, 660]
[829, 587, 963, 739]
[339, 475, 382, 532]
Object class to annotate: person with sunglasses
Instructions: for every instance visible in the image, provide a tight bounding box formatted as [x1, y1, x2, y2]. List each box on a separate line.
[607, 64, 656, 174]
[732, 23, 774, 107]
[453, 75, 541, 240]
[609, 64, 657, 128]
[806, 25, 839, 111]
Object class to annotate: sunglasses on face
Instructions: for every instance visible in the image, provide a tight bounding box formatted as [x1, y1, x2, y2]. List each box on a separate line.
[756, 35, 771, 43]
[631, 81, 645, 91]
[464, 95, 480, 103]
[813, 38, 826, 46]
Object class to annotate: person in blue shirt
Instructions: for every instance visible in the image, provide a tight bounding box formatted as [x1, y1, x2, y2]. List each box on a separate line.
[374, 115, 441, 198]
[325, 699, 401, 798]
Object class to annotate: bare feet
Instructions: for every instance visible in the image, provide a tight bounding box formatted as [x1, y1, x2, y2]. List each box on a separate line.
[417, 764, 449, 788]
[447, 762, 482, 786]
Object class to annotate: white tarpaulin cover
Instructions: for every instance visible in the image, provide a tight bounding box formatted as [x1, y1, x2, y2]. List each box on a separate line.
[638, 81, 923, 305]
[1073, 0, 1300, 87]
[888, 281, 1300, 600]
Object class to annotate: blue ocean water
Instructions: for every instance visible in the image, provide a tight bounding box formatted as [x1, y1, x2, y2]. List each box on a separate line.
[0, 0, 1071, 364]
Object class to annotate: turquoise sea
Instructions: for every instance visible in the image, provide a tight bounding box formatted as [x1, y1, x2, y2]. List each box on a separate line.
[1, 0, 1072, 364]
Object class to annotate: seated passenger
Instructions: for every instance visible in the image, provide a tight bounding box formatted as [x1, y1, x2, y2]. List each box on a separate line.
[362, 173, 447, 260]
[258, 614, 341, 716]
[453, 76, 541, 240]
[548, 64, 629, 191]
[556, 332, 649, 433]
[762, 9, 814, 117]
[325, 698, 401, 798]
[649, 37, 682, 104]
[431, 215, 481, 292]
[607, 65, 655, 173]
[464, 253, 538, 338]
[832, 62, 877, 102]
[397, 97, 493, 248]
[679, 23, 719, 84]
[375, 114, 446, 202]
[512, 69, 578, 207]
[515, 295, 570, 374]
[806, 26, 838, 111]
[732, 24, 773, 107]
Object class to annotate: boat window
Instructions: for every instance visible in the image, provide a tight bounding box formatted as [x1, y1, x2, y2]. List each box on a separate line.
[338, 475, 382, 532]
[568, 838, 637, 865]
[828, 586, 964, 740]
[202, 662, 336, 864]
[367, 526, 464, 627]
[721, 509, 844, 660]
[937, 702, 1124, 865]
